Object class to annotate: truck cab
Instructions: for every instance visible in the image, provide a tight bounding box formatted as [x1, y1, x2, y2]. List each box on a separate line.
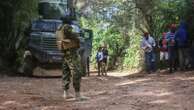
[29, 19, 63, 63]
[20, 0, 93, 76]
[38, 0, 76, 19]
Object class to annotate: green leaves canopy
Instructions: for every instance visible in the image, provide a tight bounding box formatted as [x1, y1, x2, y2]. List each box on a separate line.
[79, 0, 192, 70]
[0, 0, 38, 67]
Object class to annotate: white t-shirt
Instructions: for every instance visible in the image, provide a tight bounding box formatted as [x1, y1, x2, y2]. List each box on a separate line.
[141, 36, 156, 52]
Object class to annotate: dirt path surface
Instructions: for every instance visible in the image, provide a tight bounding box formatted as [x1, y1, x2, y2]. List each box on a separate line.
[1, 71, 194, 110]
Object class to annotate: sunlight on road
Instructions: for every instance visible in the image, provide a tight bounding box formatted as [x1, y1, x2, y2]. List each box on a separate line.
[115, 78, 151, 86]
[107, 70, 140, 77]
[149, 99, 168, 104]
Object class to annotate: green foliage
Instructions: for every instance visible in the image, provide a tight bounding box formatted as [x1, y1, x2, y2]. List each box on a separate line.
[0, 0, 38, 68]
[80, 0, 193, 70]
[0, 0, 193, 71]
[123, 33, 142, 69]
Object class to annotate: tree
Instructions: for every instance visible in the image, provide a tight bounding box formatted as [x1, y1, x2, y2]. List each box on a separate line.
[0, 0, 38, 69]
[80, 0, 191, 70]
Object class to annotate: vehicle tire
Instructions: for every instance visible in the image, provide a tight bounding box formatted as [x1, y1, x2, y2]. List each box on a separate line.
[21, 51, 36, 77]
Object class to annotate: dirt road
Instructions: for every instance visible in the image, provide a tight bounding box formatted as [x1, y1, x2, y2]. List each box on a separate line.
[1, 71, 194, 110]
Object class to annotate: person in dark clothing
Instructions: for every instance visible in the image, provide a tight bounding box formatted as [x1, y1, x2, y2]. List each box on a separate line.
[175, 21, 189, 70]
[166, 24, 178, 73]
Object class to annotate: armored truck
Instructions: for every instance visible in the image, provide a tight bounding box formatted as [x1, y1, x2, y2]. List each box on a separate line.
[20, 0, 93, 76]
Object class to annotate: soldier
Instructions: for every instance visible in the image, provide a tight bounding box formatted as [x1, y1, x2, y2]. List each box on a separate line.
[56, 24, 87, 101]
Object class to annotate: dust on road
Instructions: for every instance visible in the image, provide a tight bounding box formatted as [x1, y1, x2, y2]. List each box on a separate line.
[0, 71, 194, 110]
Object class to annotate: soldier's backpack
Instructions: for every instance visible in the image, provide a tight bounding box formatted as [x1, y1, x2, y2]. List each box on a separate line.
[56, 24, 80, 51]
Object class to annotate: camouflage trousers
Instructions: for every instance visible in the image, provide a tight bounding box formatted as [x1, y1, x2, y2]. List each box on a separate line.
[62, 48, 82, 92]
[97, 61, 107, 76]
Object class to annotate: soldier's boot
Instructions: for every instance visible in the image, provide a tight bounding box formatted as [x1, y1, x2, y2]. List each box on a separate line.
[63, 90, 73, 99]
[75, 92, 89, 101]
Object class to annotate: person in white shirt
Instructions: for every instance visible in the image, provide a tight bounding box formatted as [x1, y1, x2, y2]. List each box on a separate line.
[141, 32, 156, 73]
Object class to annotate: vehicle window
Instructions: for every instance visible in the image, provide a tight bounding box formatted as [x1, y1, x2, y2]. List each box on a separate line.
[32, 21, 60, 32]
[56, 22, 63, 30]
[39, 1, 68, 19]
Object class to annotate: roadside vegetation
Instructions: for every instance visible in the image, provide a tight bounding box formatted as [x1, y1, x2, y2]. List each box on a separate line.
[0, 0, 193, 72]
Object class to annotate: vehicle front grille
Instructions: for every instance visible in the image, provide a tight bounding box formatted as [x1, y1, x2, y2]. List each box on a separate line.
[42, 37, 58, 51]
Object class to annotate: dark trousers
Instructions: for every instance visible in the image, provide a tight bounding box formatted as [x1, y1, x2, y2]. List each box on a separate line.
[97, 61, 101, 76]
[190, 47, 194, 68]
[168, 46, 177, 73]
[145, 51, 155, 73]
[62, 49, 82, 92]
[178, 47, 190, 70]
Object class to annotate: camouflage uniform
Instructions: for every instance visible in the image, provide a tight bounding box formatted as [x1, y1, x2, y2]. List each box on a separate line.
[56, 24, 83, 97]
[62, 48, 82, 92]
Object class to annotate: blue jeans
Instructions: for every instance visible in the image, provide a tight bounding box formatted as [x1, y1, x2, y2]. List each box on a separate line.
[145, 51, 155, 72]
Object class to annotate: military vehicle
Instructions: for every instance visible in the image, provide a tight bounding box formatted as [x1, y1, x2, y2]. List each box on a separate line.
[20, 0, 93, 76]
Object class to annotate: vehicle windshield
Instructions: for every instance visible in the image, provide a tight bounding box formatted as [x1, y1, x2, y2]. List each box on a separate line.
[39, 0, 68, 19]
[31, 21, 62, 32]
